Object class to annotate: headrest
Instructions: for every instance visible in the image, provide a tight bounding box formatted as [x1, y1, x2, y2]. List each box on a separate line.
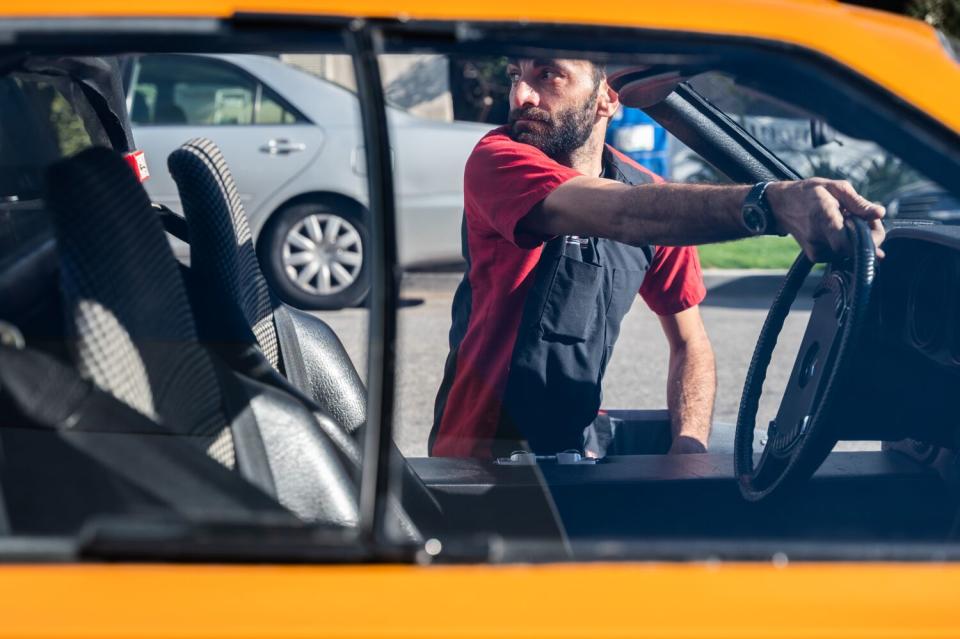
[168, 137, 280, 370]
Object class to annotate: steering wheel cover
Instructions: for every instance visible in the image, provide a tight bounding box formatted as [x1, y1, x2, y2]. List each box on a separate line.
[734, 218, 876, 502]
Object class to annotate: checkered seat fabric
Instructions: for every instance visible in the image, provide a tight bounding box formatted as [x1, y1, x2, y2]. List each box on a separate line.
[45, 147, 235, 468]
[162, 142, 439, 538]
[167, 138, 280, 370]
[165, 138, 371, 439]
[41, 148, 364, 528]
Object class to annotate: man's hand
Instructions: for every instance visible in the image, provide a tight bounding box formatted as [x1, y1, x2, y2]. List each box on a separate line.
[766, 178, 886, 262]
[668, 435, 708, 455]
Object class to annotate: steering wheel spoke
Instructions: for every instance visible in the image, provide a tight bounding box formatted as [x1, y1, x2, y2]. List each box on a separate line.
[735, 219, 876, 501]
[769, 269, 849, 455]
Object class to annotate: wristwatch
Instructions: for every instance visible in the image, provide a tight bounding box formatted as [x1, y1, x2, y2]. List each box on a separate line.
[741, 181, 782, 236]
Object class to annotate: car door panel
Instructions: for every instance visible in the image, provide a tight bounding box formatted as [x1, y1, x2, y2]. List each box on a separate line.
[134, 124, 324, 218]
[390, 116, 487, 265]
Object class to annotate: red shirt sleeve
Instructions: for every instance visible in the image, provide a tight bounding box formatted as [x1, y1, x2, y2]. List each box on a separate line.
[464, 128, 582, 248]
[639, 245, 707, 316]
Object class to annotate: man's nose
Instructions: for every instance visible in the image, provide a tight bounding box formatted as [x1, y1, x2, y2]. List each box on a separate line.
[512, 81, 539, 109]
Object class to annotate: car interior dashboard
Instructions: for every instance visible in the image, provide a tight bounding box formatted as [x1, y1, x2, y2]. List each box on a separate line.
[412, 223, 960, 545]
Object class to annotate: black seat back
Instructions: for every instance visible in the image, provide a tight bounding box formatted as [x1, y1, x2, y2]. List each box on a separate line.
[167, 137, 365, 432]
[44, 147, 360, 527]
[168, 138, 444, 536]
[48, 145, 229, 456]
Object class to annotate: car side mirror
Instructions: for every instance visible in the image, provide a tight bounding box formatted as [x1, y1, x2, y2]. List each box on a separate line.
[611, 70, 684, 109]
[606, 65, 706, 109]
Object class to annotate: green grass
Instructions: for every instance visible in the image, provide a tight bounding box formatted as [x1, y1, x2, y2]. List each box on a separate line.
[696, 235, 802, 269]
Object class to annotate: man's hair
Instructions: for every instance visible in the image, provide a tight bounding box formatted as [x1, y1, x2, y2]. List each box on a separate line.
[591, 62, 606, 88]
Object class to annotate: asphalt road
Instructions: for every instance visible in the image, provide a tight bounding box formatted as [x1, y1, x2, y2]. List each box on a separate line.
[315, 270, 876, 457]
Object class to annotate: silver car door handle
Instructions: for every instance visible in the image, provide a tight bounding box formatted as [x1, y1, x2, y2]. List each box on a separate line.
[259, 138, 307, 155]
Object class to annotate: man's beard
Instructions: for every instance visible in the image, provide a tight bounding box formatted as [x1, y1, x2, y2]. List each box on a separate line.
[508, 93, 597, 161]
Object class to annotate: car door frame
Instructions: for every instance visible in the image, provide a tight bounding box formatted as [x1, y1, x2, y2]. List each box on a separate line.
[361, 18, 960, 555]
[4, 14, 960, 562]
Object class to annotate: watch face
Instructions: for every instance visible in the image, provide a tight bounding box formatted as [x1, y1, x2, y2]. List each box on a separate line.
[744, 205, 766, 234]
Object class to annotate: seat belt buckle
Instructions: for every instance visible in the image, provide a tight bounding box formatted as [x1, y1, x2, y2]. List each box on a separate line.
[124, 150, 150, 182]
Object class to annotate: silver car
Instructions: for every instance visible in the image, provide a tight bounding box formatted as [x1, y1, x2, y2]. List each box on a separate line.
[125, 53, 487, 309]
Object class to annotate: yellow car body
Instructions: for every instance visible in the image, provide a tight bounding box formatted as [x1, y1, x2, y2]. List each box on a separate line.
[1, 1, 959, 636]
[2, 563, 960, 638]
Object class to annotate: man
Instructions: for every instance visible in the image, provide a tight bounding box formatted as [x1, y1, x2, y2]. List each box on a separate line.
[429, 58, 885, 459]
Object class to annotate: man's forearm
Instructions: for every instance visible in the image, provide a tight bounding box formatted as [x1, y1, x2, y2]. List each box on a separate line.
[666, 338, 716, 453]
[531, 178, 752, 246]
[610, 183, 752, 246]
[525, 176, 886, 262]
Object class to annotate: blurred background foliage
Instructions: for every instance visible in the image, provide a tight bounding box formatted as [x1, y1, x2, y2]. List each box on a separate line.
[908, 0, 960, 36]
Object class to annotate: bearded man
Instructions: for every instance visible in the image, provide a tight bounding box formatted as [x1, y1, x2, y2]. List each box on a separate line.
[429, 58, 885, 459]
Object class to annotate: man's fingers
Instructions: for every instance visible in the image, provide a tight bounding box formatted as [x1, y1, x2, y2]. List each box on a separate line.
[869, 217, 886, 260]
[776, 179, 885, 263]
[823, 180, 885, 221]
[818, 189, 850, 259]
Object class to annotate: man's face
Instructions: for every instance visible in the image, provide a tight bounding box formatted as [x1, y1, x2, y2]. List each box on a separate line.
[506, 58, 601, 160]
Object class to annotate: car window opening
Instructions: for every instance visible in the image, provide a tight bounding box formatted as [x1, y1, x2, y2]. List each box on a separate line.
[0, 18, 958, 564]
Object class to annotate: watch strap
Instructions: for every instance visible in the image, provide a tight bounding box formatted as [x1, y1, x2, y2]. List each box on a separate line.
[742, 181, 782, 236]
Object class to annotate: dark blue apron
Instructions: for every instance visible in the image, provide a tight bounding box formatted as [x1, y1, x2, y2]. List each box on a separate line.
[495, 149, 656, 455]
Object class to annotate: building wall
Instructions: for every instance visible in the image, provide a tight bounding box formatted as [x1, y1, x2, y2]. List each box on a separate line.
[280, 53, 454, 122]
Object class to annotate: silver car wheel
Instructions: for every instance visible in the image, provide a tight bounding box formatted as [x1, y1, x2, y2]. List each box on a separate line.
[282, 212, 363, 296]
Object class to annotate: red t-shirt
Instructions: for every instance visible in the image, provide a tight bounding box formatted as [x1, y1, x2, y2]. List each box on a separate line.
[431, 128, 705, 457]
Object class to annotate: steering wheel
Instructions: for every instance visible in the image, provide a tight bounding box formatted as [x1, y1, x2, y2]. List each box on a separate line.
[734, 217, 876, 502]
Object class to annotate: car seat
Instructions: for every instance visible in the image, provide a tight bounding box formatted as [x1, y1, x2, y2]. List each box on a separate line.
[130, 91, 151, 124]
[0, 343, 294, 534]
[40, 146, 367, 529]
[166, 137, 444, 535]
[167, 137, 366, 432]
[154, 99, 187, 124]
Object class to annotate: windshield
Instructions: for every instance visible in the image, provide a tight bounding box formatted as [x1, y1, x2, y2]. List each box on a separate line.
[1, 23, 959, 564]
[685, 72, 937, 217]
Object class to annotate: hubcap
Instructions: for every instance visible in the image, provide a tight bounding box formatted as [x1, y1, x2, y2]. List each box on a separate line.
[282, 212, 363, 296]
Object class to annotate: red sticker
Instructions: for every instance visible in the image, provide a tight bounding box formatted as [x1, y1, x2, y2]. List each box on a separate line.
[124, 150, 150, 182]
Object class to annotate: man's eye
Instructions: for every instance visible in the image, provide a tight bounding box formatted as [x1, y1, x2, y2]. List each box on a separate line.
[541, 70, 558, 81]
[506, 70, 520, 83]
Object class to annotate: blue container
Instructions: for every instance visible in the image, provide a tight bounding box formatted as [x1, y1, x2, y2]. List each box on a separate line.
[606, 107, 670, 179]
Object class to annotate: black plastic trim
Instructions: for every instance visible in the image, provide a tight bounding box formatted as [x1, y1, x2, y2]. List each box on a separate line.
[646, 85, 802, 183]
[346, 24, 402, 549]
[0, 17, 348, 55]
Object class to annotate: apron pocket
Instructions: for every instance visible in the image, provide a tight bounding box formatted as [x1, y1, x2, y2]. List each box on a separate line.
[538, 255, 603, 343]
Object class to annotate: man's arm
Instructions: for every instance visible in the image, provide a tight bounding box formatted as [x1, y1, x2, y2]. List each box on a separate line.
[519, 177, 886, 261]
[657, 306, 716, 454]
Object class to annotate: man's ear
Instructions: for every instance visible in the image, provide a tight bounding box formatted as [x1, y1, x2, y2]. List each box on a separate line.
[597, 80, 620, 118]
